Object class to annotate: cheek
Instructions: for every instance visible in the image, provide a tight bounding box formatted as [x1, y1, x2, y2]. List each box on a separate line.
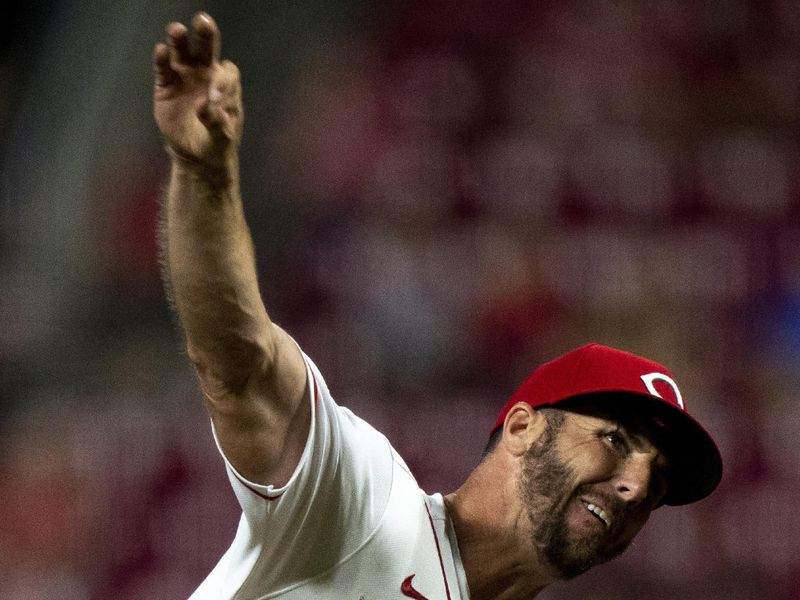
[564, 443, 618, 481]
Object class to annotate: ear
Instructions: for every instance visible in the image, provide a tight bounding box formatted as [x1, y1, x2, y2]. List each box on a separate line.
[501, 402, 548, 457]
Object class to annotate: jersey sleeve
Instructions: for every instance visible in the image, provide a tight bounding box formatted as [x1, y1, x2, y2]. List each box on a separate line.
[209, 350, 395, 594]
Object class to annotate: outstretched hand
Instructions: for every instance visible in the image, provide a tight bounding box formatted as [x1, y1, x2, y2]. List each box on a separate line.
[153, 13, 243, 170]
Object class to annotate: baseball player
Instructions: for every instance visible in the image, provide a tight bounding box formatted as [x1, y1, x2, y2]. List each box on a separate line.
[153, 13, 723, 600]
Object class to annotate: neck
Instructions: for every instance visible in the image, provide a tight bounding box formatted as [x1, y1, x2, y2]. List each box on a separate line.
[444, 458, 560, 600]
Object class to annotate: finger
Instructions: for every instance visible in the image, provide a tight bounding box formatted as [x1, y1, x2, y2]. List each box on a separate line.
[214, 61, 241, 101]
[193, 12, 221, 67]
[167, 21, 191, 65]
[197, 97, 234, 142]
[197, 68, 240, 137]
[210, 62, 243, 117]
[153, 43, 178, 87]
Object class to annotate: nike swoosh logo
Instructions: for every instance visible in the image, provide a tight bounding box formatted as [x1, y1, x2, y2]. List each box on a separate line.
[401, 575, 429, 600]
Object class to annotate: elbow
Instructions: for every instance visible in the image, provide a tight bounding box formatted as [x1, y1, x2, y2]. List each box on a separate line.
[186, 332, 275, 398]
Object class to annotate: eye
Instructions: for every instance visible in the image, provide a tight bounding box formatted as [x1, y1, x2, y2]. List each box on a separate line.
[603, 430, 629, 453]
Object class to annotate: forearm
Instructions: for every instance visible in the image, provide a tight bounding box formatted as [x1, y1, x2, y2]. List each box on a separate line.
[163, 155, 273, 392]
[153, 13, 311, 485]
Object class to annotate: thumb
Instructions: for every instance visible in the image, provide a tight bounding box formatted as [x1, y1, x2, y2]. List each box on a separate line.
[196, 91, 234, 143]
[196, 62, 241, 144]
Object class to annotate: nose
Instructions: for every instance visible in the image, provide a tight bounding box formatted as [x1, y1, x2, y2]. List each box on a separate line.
[614, 453, 655, 505]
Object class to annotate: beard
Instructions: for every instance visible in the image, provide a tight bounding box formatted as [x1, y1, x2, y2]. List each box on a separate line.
[519, 426, 631, 580]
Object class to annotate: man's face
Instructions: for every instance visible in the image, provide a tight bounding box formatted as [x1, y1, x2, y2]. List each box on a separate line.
[518, 407, 669, 579]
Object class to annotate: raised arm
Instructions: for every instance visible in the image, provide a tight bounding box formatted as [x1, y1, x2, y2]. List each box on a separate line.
[153, 13, 309, 486]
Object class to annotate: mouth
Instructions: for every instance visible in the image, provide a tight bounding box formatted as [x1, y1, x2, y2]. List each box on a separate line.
[581, 499, 611, 529]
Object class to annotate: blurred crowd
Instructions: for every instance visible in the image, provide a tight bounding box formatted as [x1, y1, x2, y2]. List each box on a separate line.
[2, 1, 800, 598]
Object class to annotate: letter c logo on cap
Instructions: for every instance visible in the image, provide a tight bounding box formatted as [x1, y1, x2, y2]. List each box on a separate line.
[641, 373, 684, 410]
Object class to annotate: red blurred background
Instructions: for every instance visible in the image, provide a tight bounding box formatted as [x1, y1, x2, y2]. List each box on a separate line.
[1, 2, 798, 598]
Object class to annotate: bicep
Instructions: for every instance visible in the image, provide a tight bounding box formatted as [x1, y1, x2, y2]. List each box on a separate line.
[207, 361, 395, 591]
[201, 323, 311, 486]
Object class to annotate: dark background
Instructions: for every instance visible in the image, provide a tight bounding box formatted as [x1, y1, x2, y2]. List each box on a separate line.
[1, 1, 797, 598]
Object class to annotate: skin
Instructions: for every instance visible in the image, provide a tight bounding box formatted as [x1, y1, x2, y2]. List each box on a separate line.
[444, 402, 668, 599]
[154, 13, 309, 487]
[154, 13, 669, 599]
[521, 406, 667, 579]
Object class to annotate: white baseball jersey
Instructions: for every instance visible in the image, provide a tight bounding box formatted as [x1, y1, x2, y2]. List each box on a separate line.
[189, 351, 471, 600]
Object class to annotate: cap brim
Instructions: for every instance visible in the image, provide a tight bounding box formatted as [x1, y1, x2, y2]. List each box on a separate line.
[553, 392, 723, 506]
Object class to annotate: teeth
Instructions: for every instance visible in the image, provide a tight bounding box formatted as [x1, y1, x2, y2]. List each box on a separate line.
[586, 502, 610, 528]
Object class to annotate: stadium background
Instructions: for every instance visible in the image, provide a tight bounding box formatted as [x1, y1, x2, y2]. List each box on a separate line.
[2, 1, 798, 598]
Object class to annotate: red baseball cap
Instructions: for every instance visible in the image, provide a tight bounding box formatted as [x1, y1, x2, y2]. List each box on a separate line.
[492, 343, 723, 506]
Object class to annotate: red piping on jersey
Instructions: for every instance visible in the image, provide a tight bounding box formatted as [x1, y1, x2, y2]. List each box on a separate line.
[424, 499, 453, 600]
[313, 368, 319, 412]
[401, 574, 429, 599]
[236, 369, 319, 502]
[235, 474, 282, 501]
